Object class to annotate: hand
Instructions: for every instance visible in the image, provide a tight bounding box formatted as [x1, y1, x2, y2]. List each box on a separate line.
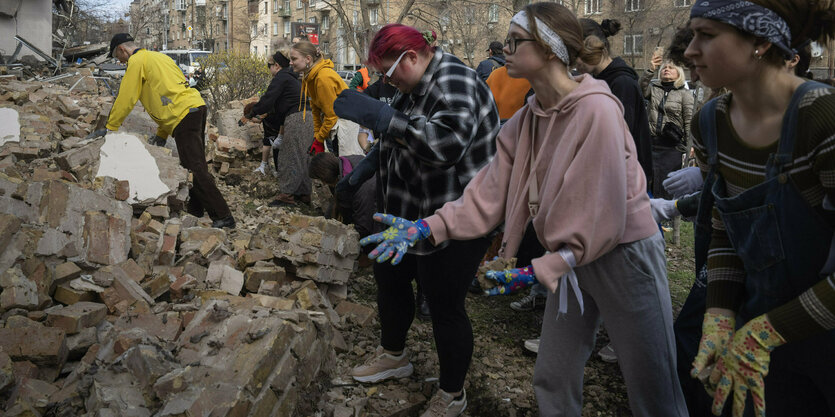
[484, 265, 536, 296]
[148, 135, 167, 147]
[86, 129, 109, 139]
[663, 166, 703, 198]
[650, 198, 679, 222]
[309, 139, 325, 155]
[359, 214, 431, 265]
[650, 54, 663, 71]
[333, 89, 396, 134]
[691, 312, 735, 393]
[271, 134, 283, 150]
[708, 314, 786, 417]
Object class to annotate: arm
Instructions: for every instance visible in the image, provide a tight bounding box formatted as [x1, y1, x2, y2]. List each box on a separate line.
[681, 89, 695, 150]
[690, 111, 747, 312]
[424, 119, 517, 243]
[106, 58, 144, 131]
[249, 74, 284, 117]
[348, 72, 363, 90]
[313, 75, 344, 142]
[640, 69, 654, 98]
[312, 106, 324, 142]
[386, 88, 499, 169]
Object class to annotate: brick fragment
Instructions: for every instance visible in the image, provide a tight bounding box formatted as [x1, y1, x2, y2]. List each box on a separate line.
[0, 327, 68, 367]
[45, 302, 107, 334]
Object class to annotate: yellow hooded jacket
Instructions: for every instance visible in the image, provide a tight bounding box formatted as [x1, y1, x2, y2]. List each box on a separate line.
[300, 59, 347, 143]
[106, 49, 206, 138]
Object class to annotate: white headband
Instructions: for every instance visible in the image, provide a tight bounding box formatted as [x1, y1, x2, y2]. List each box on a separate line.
[510, 10, 570, 66]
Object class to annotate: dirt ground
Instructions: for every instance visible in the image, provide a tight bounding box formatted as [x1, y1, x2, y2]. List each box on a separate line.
[230, 170, 697, 417]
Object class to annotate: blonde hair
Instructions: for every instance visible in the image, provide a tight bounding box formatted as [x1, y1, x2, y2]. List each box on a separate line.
[663, 61, 687, 89]
[291, 40, 322, 61]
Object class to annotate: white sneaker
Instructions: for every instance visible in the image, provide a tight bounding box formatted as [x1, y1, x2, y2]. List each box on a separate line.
[597, 343, 618, 363]
[421, 389, 467, 417]
[524, 338, 540, 354]
[253, 163, 267, 175]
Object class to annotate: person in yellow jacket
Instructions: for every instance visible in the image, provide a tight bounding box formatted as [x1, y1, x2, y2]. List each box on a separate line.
[288, 40, 347, 155]
[89, 33, 234, 228]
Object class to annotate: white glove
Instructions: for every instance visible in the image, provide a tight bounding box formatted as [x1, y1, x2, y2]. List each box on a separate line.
[662, 166, 703, 198]
[650, 198, 679, 222]
[271, 134, 283, 150]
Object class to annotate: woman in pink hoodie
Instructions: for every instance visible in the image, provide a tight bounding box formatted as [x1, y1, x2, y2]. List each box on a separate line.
[360, 3, 687, 416]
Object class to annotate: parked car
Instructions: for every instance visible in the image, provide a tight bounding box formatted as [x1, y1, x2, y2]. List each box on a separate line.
[161, 50, 212, 84]
[336, 70, 354, 84]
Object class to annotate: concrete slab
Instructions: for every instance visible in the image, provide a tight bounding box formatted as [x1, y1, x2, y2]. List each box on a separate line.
[95, 133, 172, 204]
[0, 108, 20, 146]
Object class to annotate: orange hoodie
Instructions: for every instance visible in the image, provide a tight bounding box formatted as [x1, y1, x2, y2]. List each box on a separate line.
[300, 59, 348, 143]
[486, 66, 532, 120]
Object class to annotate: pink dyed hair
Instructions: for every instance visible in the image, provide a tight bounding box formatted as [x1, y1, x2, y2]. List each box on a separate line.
[366, 24, 436, 70]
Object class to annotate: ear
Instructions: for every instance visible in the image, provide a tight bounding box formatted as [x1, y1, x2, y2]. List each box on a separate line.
[753, 40, 773, 56]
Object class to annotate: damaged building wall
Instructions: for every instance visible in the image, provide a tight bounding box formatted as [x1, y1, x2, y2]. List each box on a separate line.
[0, 0, 52, 62]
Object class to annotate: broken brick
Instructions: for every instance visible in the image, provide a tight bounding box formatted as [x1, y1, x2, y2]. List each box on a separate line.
[45, 302, 107, 334]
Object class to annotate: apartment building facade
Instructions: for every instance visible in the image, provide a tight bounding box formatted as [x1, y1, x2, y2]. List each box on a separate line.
[129, 0, 833, 76]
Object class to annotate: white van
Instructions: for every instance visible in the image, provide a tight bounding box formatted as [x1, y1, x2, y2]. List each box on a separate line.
[161, 50, 211, 80]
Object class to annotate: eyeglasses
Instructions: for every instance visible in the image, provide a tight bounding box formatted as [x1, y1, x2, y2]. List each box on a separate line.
[504, 37, 537, 54]
[383, 51, 408, 83]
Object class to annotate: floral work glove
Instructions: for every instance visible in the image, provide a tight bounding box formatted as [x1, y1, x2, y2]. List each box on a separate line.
[359, 214, 431, 265]
[709, 314, 786, 417]
[691, 312, 736, 393]
[484, 265, 536, 296]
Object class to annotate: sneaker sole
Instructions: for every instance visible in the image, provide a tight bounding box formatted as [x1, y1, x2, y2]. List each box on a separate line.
[352, 362, 414, 383]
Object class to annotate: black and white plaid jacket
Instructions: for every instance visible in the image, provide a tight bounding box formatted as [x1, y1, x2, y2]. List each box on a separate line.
[380, 48, 499, 254]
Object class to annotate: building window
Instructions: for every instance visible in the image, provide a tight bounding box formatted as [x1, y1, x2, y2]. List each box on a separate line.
[284, 0, 290, 11]
[322, 15, 329, 29]
[584, 0, 600, 14]
[263, 1, 268, 13]
[488, 4, 499, 23]
[309, 0, 317, 7]
[673, 0, 691, 6]
[352, 11, 358, 25]
[273, 22, 279, 35]
[309, 16, 316, 23]
[297, 0, 303, 8]
[369, 8, 378, 26]
[284, 21, 291, 34]
[273, 0, 278, 12]
[623, 33, 644, 56]
[624, 0, 641, 11]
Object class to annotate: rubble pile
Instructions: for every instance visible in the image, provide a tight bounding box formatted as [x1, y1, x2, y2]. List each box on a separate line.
[0, 76, 379, 416]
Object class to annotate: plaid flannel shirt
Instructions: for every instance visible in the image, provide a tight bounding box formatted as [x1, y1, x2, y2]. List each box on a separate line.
[379, 48, 500, 255]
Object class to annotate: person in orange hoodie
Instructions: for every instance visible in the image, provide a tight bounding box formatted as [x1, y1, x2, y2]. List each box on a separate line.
[289, 40, 348, 155]
[485, 65, 532, 123]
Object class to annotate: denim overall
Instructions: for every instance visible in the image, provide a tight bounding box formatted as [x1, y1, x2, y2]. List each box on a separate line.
[690, 81, 835, 416]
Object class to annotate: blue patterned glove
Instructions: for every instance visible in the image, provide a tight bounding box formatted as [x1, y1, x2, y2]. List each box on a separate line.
[360, 214, 431, 265]
[484, 265, 537, 296]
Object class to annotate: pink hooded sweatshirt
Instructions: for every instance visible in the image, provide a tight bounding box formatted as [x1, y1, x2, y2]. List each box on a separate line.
[424, 75, 657, 292]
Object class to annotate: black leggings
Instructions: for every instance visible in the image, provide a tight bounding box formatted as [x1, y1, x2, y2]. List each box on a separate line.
[373, 238, 490, 393]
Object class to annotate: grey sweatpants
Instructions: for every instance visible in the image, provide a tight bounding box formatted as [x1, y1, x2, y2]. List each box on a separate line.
[533, 232, 687, 417]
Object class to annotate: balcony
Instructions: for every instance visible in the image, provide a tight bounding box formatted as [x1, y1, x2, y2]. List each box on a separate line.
[195, 0, 205, 5]
[313, 1, 331, 10]
[279, 6, 291, 16]
[173, 0, 186, 11]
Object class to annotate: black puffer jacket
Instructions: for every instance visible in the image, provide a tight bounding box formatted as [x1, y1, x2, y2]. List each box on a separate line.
[246, 67, 302, 131]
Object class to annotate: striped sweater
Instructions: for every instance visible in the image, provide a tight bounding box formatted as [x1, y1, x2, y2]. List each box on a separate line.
[692, 90, 835, 342]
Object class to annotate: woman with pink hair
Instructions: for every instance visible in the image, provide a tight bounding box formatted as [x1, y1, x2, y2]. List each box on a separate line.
[332, 24, 500, 416]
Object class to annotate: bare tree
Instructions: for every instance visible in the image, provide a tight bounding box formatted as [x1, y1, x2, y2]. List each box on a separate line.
[606, 0, 689, 68]
[126, 0, 167, 50]
[319, 0, 420, 62]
